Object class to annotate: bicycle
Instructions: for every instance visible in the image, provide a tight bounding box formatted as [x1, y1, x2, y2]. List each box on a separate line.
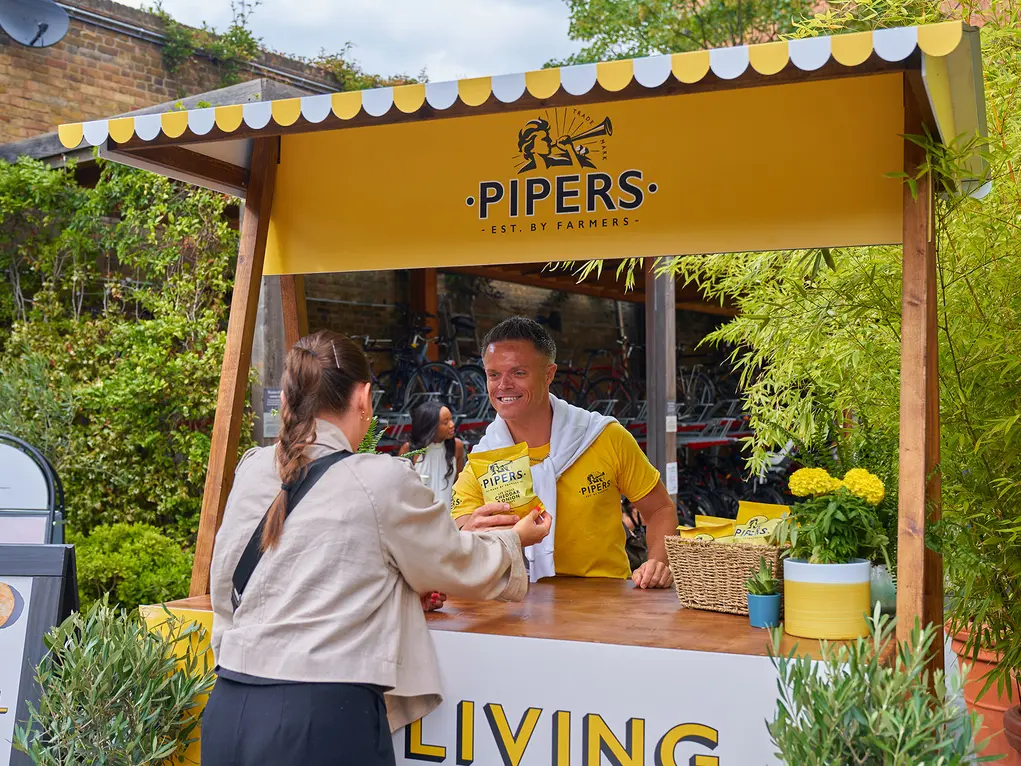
[676, 345, 717, 422]
[353, 323, 466, 416]
[431, 309, 489, 419]
[581, 337, 644, 420]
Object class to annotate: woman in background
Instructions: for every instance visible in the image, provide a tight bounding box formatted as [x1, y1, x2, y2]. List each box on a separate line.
[399, 401, 464, 512]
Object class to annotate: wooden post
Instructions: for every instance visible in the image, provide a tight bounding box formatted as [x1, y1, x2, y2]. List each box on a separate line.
[645, 259, 677, 499]
[280, 275, 308, 348]
[897, 73, 943, 669]
[190, 137, 279, 597]
[410, 268, 440, 360]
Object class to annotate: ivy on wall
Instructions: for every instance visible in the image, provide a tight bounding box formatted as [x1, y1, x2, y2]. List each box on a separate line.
[150, 1, 420, 90]
[152, 0, 260, 87]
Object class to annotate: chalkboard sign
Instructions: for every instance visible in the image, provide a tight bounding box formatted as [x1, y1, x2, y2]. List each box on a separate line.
[0, 545, 77, 766]
[0, 435, 65, 545]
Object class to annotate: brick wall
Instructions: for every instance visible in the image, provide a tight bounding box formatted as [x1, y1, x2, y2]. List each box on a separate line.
[305, 270, 409, 373]
[457, 277, 624, 365]
[0, 0, 334, 144]
[303, 269, 724, 378]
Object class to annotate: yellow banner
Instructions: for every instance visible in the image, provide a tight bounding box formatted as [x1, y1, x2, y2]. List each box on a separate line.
[265, 73, 904, 275]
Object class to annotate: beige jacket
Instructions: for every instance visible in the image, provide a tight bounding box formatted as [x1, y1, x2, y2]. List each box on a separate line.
[209, 419, 527, 731]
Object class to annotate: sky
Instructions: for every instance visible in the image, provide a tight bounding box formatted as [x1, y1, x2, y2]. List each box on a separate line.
[120, 0, 584, 82]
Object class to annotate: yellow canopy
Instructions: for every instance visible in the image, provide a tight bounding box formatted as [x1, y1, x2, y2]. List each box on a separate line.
[56, 21, 986, 275]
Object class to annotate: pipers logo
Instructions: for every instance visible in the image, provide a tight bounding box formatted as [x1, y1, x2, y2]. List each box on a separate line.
[580, 470, 612, 498]
[466, 107, 659, 235]
[515, 111, 612, 173]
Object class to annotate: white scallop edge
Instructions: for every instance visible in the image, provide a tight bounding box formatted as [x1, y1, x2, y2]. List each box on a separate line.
[560, 64, 597, 96]
[710, 46, 750, 80]
[362, 88, 395, 117]
[634, 55, 672, 88]
[69, 27, 943, 145]
[492, 73, 526, 103]
[301, 94, 333, 124]
[243, 101, 273, 130]
[134, 114, 162, 142]
[874, 26, 919, 62]
[425, 81, 459, 110]
[82, 120, 108, 146]
[789, 36, 832, 71]
[188, 108, 216, 136]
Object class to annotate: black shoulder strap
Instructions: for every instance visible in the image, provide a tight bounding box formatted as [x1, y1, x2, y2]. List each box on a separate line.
[230, 450, 354, 612]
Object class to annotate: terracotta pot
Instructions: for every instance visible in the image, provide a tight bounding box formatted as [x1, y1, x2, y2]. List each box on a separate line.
[1005, 704, 1021, 755]
[949, 625, 1021, 764]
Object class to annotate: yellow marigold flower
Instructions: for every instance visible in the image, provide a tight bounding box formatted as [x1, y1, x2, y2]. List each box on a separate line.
[842, 468, 886, 506]
[788, 467, 841, 497]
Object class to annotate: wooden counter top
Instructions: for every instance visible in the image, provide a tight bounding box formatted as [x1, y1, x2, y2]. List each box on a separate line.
[166, 577, 823, 660]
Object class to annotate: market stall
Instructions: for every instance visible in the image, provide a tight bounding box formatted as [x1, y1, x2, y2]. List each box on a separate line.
[60, 20, 987, 764]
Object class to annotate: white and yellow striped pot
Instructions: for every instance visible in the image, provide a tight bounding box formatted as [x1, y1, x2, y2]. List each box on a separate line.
[783, 559, 871, 640]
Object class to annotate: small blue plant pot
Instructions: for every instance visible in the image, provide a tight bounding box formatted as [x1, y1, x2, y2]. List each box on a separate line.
[747, 593, 781, 629]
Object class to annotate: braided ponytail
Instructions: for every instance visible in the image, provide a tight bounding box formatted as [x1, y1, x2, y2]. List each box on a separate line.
[262, 331, 371, 550]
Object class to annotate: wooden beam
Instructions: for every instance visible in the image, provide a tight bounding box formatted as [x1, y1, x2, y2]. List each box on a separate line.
[280, 275, 308, 348]
[645, 259, 677, 496]
[190, 137, 279, 597]
[116, 55, 917, 153]
[896, 72, 943, 670]
[123, 145, 248, 191]
[409, 269, 440, 360]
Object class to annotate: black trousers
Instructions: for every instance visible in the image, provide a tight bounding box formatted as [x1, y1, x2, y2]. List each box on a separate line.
[200, 677, 396, 766]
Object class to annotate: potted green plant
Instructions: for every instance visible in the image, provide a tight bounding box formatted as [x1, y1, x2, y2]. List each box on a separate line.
[14, 598, 215, 765]
[770, 467, 891, 640]
[768, 606, 992, 765]
[940, 504, 1021, 763]
[745, 556, 781, 628]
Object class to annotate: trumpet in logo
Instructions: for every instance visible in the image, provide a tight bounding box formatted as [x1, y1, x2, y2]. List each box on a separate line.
[517, 116, 613, 173]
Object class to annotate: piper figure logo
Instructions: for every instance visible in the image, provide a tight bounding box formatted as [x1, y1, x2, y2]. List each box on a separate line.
[516, 113, 612, 173]
[467, 108, 658, 234]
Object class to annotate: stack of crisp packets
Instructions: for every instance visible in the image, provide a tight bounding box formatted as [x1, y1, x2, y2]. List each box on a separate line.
[676, 501, 789, 545]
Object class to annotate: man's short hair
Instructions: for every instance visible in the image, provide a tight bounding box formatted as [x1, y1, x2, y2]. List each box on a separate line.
[482, 317, 556, 363]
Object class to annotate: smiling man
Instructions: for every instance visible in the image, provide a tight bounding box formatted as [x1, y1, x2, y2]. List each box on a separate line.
[451, 317, 675, 588]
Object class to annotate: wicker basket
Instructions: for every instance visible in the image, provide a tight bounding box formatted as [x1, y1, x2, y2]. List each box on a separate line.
[665, 536, 784, 616]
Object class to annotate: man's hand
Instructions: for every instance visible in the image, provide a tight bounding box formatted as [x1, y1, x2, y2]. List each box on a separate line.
[631, 482, 677, 589]
[421, 592, 446, 611]
[632, 559, 673, 589]
[457, 502, 519, 532]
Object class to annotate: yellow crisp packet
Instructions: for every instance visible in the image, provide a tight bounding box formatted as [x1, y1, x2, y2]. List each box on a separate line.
[733, 501, 789, 545]
[677, 516, 737, 543]
[469, 443, 546, 519]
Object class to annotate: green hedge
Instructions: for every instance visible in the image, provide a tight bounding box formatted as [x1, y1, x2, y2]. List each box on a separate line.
[74, 523, 193, 611]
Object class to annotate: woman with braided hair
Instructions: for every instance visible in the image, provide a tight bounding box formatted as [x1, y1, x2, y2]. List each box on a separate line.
[204, 330, 549, 766]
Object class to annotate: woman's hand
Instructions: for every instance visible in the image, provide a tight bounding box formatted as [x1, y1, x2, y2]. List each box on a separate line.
[513, 509, 552, 548]
[420, 592, 446, 611]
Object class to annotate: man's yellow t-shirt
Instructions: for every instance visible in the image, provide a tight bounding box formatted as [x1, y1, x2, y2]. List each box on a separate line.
[451, 422, 661, 579]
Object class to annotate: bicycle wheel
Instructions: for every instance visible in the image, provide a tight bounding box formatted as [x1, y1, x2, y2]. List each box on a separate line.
[677, 370, 716, 421]
[405, 362, 466, 415]
[584, 376, 634, 418]
[676, 495, 696, 528]
[749, 486, 788, 506]
[458, 364, 488, 399]
[457, 364, 491, 419]
[710, 488, 741, 519]
[373, 370, 402, 413]
[677, 489, 716, 519]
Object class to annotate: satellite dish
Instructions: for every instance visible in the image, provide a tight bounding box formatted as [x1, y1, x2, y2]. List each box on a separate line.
[0, 0, 70, 48]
